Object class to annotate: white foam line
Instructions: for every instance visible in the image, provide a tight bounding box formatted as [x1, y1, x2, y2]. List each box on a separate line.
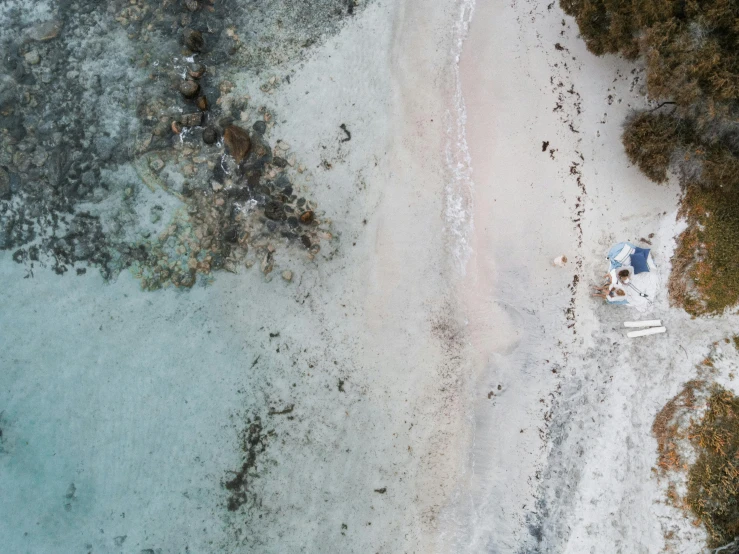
[443, 0, 476, 276]
[438, 0, 479, 551]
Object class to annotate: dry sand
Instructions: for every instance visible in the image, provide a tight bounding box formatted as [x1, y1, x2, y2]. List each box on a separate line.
[439, 0, 739, 552]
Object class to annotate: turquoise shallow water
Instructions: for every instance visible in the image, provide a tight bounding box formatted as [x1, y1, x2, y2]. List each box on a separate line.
[0, 0, 355, 289]
[1, 0, 487, 551]
[0, 2, 409, 552]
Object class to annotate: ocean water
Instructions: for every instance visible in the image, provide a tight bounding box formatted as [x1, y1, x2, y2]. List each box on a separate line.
[0, 0, 486, 551]
[0, 1, 416, 552]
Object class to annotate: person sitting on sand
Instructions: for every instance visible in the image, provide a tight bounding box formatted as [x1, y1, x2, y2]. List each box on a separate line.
[591, 270, 630, 302]
[591, 287, 627, 301]
[591, 271, 615, 297]
[616, 267, 633, 285]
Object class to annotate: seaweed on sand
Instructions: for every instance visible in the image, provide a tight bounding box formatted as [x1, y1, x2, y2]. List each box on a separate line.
[223, 416, 274, 512]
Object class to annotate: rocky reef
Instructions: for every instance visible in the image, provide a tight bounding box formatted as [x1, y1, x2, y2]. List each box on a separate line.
[0, 0, 357, 288]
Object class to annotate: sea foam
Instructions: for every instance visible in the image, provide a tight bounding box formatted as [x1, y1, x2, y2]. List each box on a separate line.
[443, 0, 476, 276]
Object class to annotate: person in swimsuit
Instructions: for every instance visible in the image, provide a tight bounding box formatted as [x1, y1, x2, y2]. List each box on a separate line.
[591, 267, 632, 301]
[591, 286, 627, 300]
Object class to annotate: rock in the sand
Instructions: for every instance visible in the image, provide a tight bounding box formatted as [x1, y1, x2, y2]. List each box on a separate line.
[185, 0, 199, 12]
[0, 167, 11, 199]
[223, 125, 251, 163]
[282, 270, 293, 282]
[28, 20, 62, 41]
[264, 201, 286, 221]
[252, 120, 266, 135]
[179, 80, 200, 99]
[203, 127, 218, 145]
[24, 51, 41, 65]
[187, 63, 206, 79]
[552, 255, 568, 267]
[183, 28, 204, 52]
[196, 96, 208, 111]
[272, 156, 288, 168]
[299, 210, 314, 224]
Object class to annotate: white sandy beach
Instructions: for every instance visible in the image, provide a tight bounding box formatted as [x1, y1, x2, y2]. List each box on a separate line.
[2, 0, 739, 553]
[440, 0, 739, 552]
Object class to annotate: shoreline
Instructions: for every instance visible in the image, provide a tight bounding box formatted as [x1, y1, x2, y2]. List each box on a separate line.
[442, 0, 580, 549]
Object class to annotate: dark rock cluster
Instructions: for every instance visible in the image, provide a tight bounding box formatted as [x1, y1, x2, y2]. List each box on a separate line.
[0, 0, 357, 288]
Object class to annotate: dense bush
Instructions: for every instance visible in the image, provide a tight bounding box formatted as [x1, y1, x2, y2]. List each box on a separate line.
[622, 112, 692, 182]
[561, 0, 739, 109]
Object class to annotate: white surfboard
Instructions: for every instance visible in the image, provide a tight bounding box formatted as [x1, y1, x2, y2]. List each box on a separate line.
[627, 326, 666, 338]
[624, 320, 662, 328]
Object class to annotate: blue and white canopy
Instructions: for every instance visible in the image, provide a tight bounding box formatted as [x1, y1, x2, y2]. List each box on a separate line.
[604, 242, 659, 311]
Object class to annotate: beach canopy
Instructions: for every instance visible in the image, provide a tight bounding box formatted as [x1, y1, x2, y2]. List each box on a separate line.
[604, 242, 659, 311]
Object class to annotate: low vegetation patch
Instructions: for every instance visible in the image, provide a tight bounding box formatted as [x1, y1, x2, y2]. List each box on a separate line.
[669, 184, 739, 315]
[685, 386, 739, 548]
[654, 380, 739, 549]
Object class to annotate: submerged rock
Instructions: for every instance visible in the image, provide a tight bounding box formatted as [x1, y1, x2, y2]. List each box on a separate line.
[203, 127, 218, 145]
[252, 120, 266, 135]
[1, 0, 341, 292]
[183, 28, 204, 52]
[181, 112, 203, 127]
[179, 80, 200, 99]
[223, 125, 251, 163]
[24, 51, 41, 65]
[27, 20, 62, 42]
[0, 168, 10, 199]
[187, 63, 206, 79]
[265, 201, 286, 221]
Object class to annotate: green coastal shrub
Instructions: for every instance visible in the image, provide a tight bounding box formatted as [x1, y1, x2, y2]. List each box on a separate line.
[622, 112, 691, 182]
